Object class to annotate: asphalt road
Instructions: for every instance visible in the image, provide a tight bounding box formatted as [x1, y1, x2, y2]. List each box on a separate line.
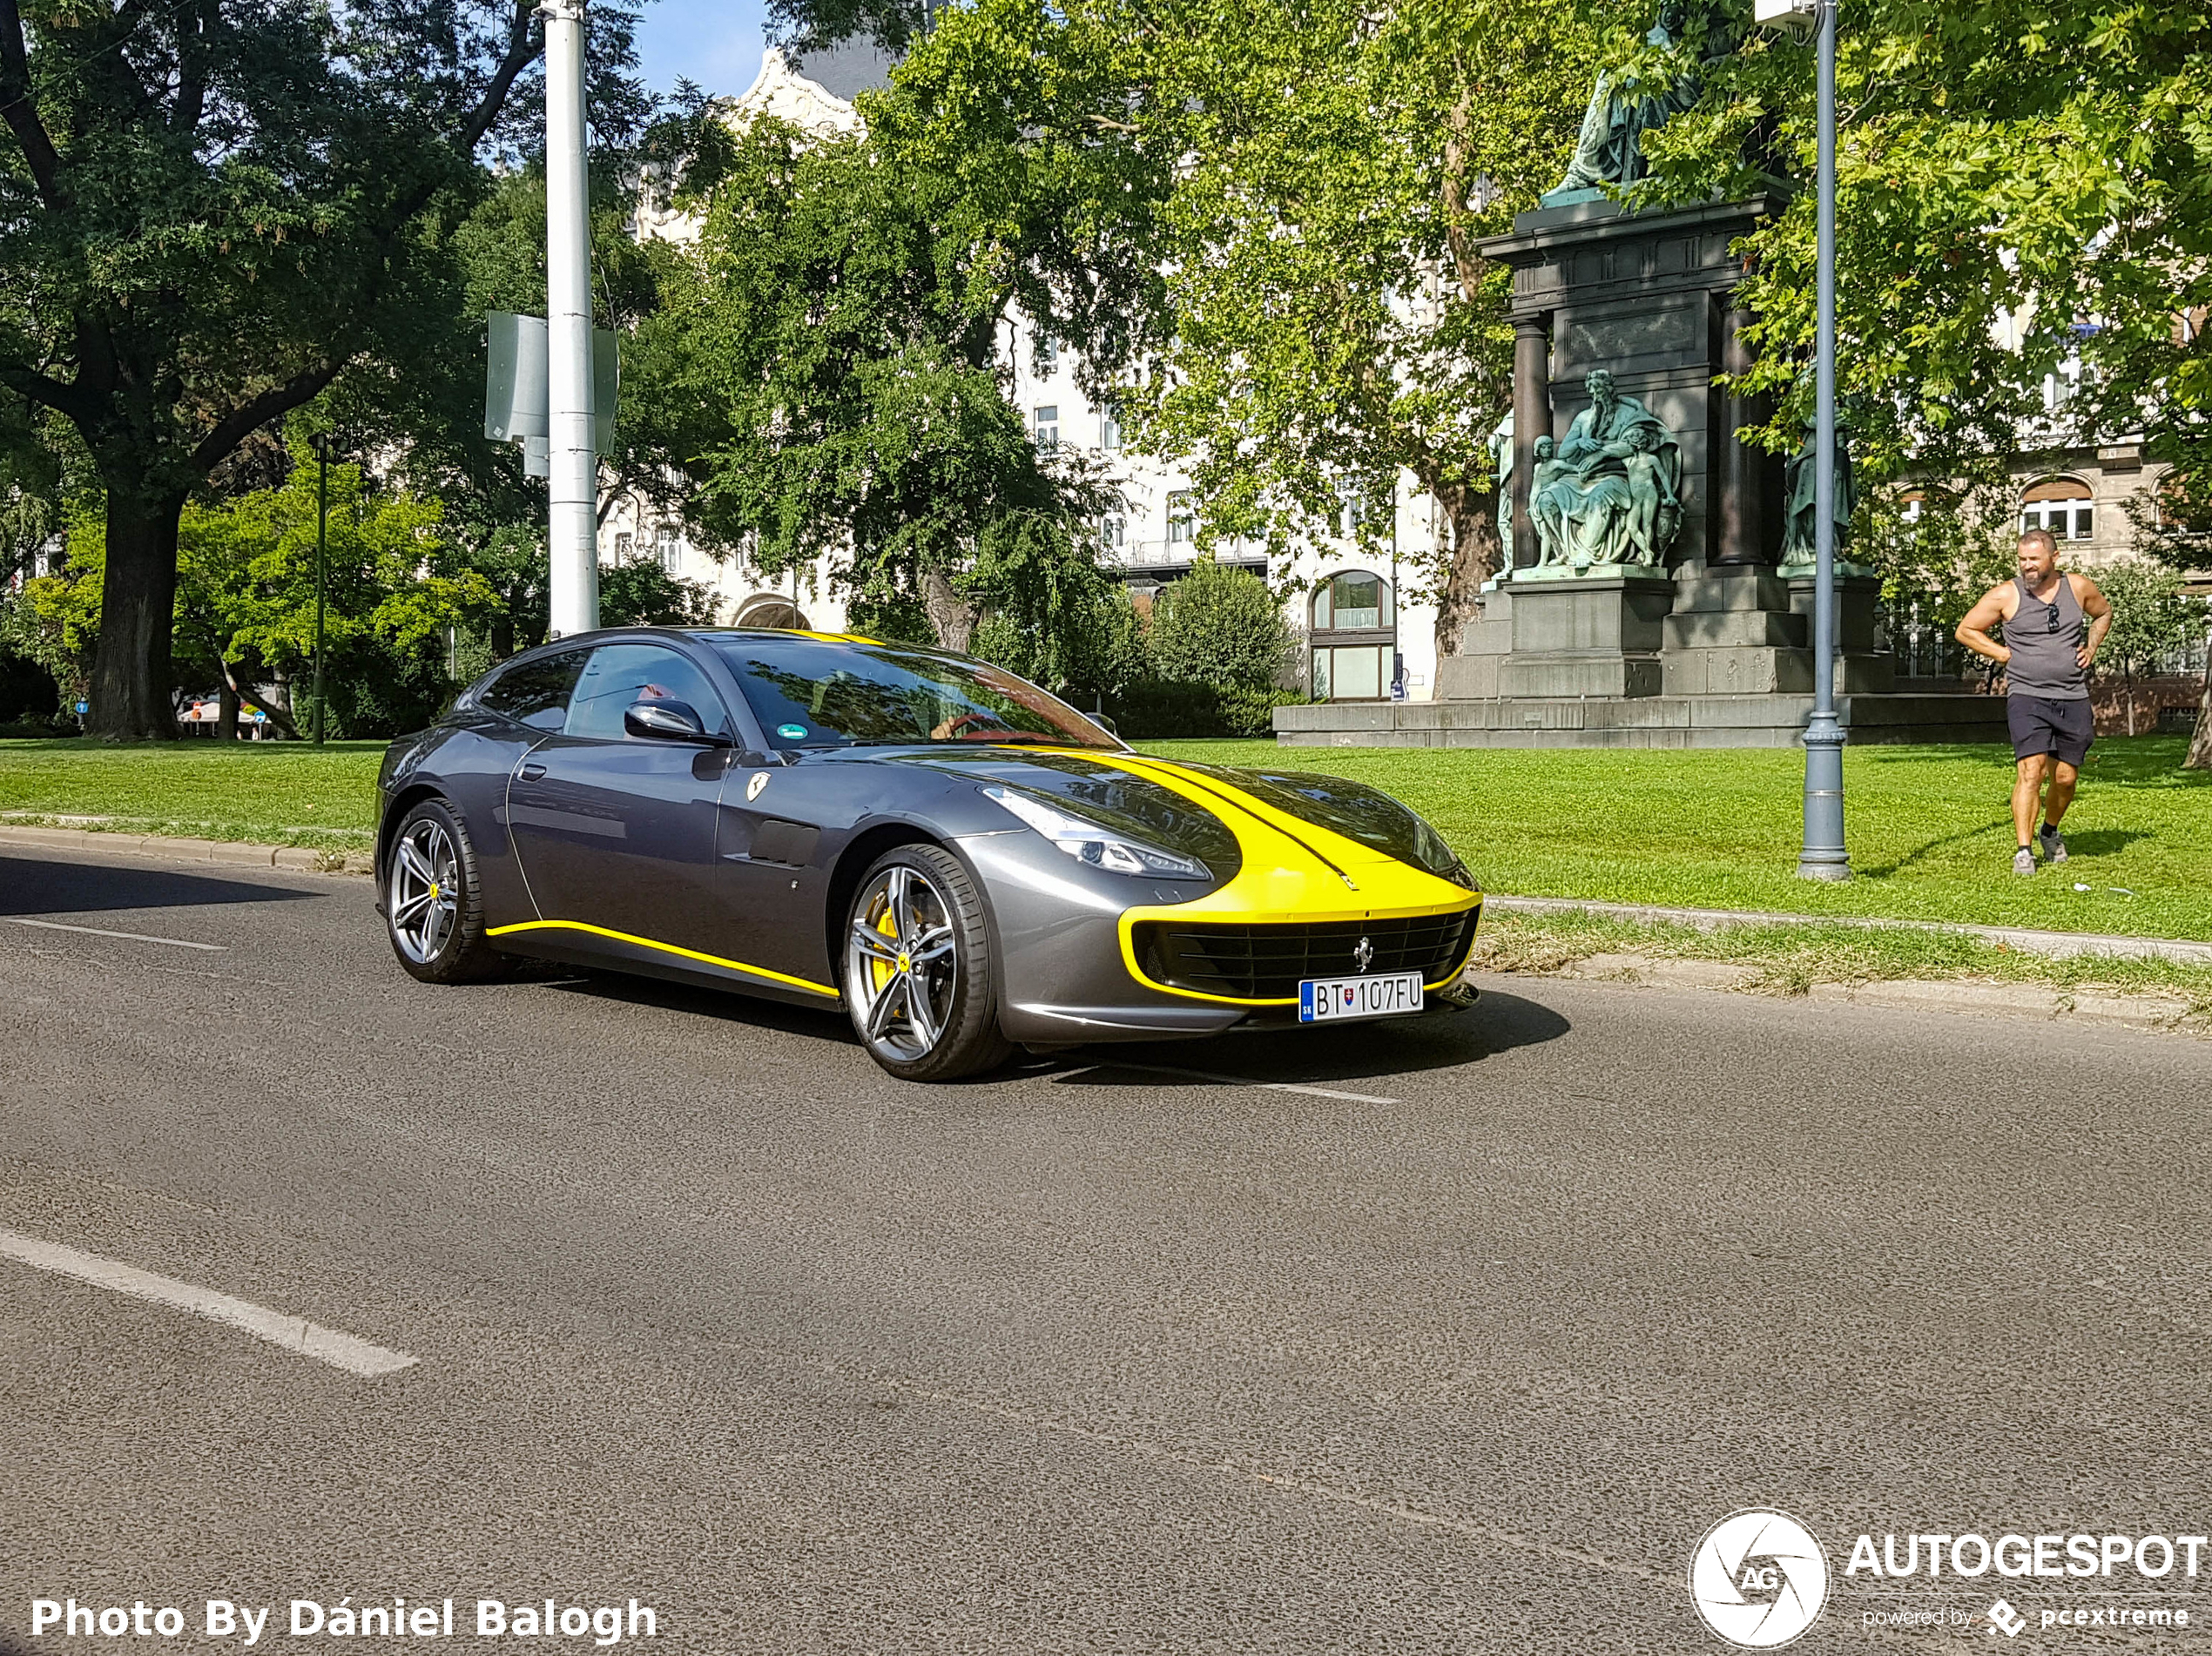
[3, 845, 2208, 1654]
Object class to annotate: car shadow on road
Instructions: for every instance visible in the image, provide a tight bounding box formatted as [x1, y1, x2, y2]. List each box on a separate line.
[1053, 988, 1572, 1093]
[0, 855, 324, 917]
[543, 968, 858, 1045]
[543, 970, 1570, 1092]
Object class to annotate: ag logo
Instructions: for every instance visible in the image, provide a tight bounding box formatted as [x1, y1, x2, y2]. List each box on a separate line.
[745, 771, 771, 802]
[1689, 1509, 1829, 1647]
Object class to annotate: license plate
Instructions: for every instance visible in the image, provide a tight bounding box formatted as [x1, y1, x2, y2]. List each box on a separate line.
[1298, 971, 1424, 1023]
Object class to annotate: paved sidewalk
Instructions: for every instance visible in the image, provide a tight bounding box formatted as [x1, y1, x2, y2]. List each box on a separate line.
[0, 822, 356, 874]
[1486, 894, 2212, 966]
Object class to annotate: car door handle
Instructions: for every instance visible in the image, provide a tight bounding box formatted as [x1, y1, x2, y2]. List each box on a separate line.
[519, 762, 547, 781]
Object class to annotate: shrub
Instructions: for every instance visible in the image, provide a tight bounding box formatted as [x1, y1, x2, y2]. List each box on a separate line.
[1107, 679, 1308, 739]
[1145, 557, 1293, 690]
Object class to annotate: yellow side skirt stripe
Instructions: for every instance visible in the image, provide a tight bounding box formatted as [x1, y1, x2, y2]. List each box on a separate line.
[488, 920, 840, 999]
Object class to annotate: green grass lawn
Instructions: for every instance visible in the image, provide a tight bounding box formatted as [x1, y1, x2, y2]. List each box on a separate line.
[0, 738, 386, 852]
[1144, 736, 2212, 942]
[3, 733, 2208, 939]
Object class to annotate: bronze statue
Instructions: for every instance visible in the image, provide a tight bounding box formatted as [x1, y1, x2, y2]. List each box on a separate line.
[1779, 416, 1859, 574]
[1542, 1, 1735, 206]
[1529, 371, 1683, 572]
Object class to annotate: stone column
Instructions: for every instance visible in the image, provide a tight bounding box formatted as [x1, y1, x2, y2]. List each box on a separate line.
[1511, 314, 1551, 571]
[1714, 299, 1769, 565]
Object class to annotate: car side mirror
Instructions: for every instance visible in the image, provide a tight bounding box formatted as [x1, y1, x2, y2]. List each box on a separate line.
[624, 700, 729, 745]
[1091, 712, 1119, 736]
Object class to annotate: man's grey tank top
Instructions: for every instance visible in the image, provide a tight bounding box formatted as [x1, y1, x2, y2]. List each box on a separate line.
[2006, 574, 2089, 700]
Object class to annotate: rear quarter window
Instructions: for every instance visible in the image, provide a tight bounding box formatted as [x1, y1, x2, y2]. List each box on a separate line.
[478, 650, 588, 731]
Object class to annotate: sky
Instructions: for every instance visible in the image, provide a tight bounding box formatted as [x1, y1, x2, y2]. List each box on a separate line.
[632, 0, 769, 102]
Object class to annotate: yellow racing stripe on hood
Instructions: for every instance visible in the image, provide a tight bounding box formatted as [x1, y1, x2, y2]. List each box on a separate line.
[1019, 747, 1480, 1006]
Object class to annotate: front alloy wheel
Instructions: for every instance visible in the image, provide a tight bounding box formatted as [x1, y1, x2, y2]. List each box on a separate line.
[384, 798, 509, 984]
[842, 845, 1011, 1081]
[389, 816, 459, 966]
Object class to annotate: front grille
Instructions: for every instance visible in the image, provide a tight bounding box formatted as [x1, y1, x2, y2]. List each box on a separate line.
[1134, 909, 1477, 1001]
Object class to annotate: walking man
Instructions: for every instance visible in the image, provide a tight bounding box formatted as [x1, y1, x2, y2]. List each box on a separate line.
[1955, 528, 2113, 874]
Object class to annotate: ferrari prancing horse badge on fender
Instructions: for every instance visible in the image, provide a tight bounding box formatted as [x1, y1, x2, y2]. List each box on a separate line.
[746, 771, 771, 802]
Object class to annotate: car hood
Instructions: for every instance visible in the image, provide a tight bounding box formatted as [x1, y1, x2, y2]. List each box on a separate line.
[875, 747, 1470, 890]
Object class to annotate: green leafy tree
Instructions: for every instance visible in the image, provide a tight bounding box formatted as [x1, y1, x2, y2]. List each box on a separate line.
[1637, 2, 2212, 520]
[600, 557, 724, 628]
[22, 454, 493, 737]
[1144, 555, 1292, 690]
[965, 510, 1145, 699]
[0, 0, 650, 737]
[658, 104, 1126, 650]
[2093, 558, 2204, 737]
[1112, 0, 1618, 655]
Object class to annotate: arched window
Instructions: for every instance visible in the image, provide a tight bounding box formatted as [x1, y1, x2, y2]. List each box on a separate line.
[1310, 571, 1394, 631]
[736, 595, 811, 631]
[1309, 570, 1396, 702]
[2020, 476, 2093, 542]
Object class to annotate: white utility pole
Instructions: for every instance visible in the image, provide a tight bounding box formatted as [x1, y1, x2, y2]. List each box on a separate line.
[543, 0, 597, 637]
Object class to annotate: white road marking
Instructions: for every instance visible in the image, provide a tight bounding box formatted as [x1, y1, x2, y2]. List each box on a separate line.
[1071, 1061, 1399, 1106]
[1, 916, 226, 952]
[0, 1228, 418, 1379]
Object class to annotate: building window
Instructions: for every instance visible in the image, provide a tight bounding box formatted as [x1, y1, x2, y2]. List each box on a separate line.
[1100, 402, 1123, 452]
[2020, 477, 2093, 541]
[1039, 336, 1059, 368]
[1102, 499, 1126, 549]
[1311, 571, 1393, 632]
[1034, 405, 1058, 450]
[615, 531, 634, 561]
[1166, 490, 1195, 545]
[1312, 646, 1386, 702]
[656, 525, 681, 572]
[1309, 572, 1396, 701]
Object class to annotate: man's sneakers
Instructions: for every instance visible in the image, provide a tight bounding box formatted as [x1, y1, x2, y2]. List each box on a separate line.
[2013, 846, 2037, 876]
[2039, 823, 2069, 865]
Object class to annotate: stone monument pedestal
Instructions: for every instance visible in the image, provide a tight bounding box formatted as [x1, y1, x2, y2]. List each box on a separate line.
[1662, 562, 1809, 696]
[1497, 571, 1672, 699]
[1784, 571, 1896, 693]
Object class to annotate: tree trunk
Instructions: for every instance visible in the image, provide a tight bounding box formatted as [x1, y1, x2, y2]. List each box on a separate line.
[86, 489, 187, 741]
[2186, 658, 2212, 770]
[217, 677, 239, 741]
[1428, 481, 1504, 661]
[923, 565, 977, 654]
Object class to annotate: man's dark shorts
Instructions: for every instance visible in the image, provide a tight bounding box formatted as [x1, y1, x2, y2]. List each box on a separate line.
[2008, 695, 2094, 766]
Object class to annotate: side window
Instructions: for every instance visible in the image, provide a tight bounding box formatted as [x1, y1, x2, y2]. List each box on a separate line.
[478, 650, 587, 731]
[565, 643, 728, 741]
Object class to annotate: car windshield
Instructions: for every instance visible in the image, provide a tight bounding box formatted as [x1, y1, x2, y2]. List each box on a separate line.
[706, 635, 1122, 752]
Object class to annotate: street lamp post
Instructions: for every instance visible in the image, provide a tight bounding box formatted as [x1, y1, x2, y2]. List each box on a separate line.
[309, 432, 331, 746]
[543, 0, 598, 639]
[1794, 0, 1850, 878]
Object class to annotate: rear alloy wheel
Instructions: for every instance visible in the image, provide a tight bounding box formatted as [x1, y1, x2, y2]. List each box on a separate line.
[385, 798, 510, 984]
[843, 845, 1012, 1081]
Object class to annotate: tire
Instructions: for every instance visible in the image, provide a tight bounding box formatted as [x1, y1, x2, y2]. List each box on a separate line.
[384, 798, 511, 985]
[841, 844, 1013, 1081]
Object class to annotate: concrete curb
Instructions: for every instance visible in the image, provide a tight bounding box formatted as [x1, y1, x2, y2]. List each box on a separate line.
[0, 822, 366, 875]
[1554, 951, 2203, 1034]
[1487, 894, 2212, 966]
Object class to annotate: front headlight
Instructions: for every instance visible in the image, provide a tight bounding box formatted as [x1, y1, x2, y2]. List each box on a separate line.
[983, 786, 1211, 880]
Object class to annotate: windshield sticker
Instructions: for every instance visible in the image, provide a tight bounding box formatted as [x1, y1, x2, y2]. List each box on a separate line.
[776, 724, 808, 741]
